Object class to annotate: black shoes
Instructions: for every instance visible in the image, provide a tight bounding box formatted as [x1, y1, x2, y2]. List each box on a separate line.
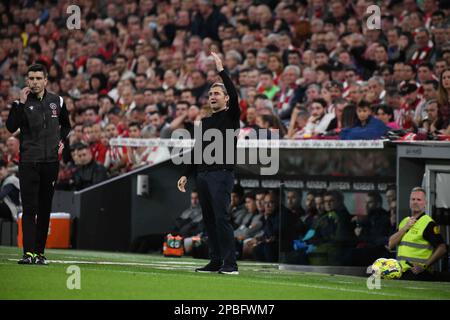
[17, 252, 49, 265]
[195, 261, 222, 273]
[218, 265, 239, 275]
[35, 254, 49, 265]
[195, 261, 239, 275]
[17, 252, 35, 265]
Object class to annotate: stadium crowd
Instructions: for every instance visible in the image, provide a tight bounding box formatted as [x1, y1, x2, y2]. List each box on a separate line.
[0, 0, 450, 188]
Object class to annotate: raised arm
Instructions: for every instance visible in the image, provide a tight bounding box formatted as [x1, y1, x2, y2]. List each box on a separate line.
[211, 52, 240, 119]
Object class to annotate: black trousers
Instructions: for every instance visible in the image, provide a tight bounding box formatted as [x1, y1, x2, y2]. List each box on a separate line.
[19, 162, 59, 255]
[196, 170, 236, 268]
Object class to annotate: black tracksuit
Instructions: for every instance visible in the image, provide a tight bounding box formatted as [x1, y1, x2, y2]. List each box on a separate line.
[183, 70, 240, 269]
[6, 90, 71, 254]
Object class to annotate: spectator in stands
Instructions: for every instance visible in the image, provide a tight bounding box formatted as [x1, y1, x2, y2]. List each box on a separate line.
[257, 70, 280, 101]
[303, 98, 335, 137]
[285, 104, 309, 139]
[72, 143, 108, 191]
[104, 123, 128, 177]
[4, 136, 19, 171]
[420, 99, 449, 136]
[375, 104, 401, 130]
[276, 65, 301, 120]
[325, 99, 348, 134]
[437, 68, 450, 135]
[340, 101, 389, 140]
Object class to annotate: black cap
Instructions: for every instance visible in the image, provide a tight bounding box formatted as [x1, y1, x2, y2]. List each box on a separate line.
[399, 82, 418, 95]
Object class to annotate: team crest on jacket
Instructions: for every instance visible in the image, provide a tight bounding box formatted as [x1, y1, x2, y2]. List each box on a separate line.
[29, 105, 34, 110]
[50, 103, 58, 117]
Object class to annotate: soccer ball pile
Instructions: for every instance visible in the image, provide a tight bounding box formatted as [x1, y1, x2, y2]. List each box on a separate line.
[370, 258, 403, 279]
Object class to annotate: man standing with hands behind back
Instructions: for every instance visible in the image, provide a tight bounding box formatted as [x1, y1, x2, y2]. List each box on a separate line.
[6, 64, 71, 265]
[177, 52, 240, 275]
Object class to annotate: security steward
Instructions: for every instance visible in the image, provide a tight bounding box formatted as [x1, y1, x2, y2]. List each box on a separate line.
[6, 64, 71, 265]
[388, 187, 447, 281]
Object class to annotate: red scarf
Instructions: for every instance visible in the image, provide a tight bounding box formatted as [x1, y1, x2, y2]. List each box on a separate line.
[410, 44, 433, 66]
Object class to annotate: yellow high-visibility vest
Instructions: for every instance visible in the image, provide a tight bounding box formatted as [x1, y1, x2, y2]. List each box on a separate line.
[397, 214, 434, 272]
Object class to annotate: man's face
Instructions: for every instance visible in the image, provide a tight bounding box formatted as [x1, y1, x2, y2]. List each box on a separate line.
[403, 66, 415, 81]
[208, 86, 228, 112]
[191, 192, 199, 207]
[264, 194, 276, 215]
[393, 63, 405, 82]
[410, 191, 426, 214]
[288, 53, 300, 66]
[368, 80, 381, 96]
[255, 193, 266, 213]
[387, 30, 398, 46]
[245, 197, 257, 213]
[434, 61, 447, 77]
[84, 109, 97, 124]
[77, 148, 93, 165]
[417, 67, 432, 82]
[426, 102, 439, 121]
[128, 126, 141, 138]
[149, 113, 161, 128]
[247, 70, 260, 86]
[6, 138, 18, 154]
[115, 58, 127, 73]
[404, 90, 418, 105]
[191, 72, 205, 88]
[283, 69, 298, 86]
[422, 83, 437, 100]
[374, 46, 387, 62]
[314, 53, 328, 66]
[108, 71, 120, 84]
[310, 102, 325, 118]
[135, 76, 147, 89]
[231, 193, 241, 207]
[286, 191, 297, 209]
[415, 31, 429, 49]
[26, 71, 47, 95]
[175, 103, 189, 118]
[105, 124, 118, 138]
[260, 74, 273, 89]
[386, 189, 396, 204]
[348, 86, 363, 102]
[323, 195, 335, 212]
[314, 196, 323, 212]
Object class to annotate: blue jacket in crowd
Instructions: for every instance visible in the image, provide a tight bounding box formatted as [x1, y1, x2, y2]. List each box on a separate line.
[340, 116, 389, 140]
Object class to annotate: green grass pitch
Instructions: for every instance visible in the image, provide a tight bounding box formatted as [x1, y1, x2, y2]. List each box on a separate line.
[1, 246, 450, 300]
